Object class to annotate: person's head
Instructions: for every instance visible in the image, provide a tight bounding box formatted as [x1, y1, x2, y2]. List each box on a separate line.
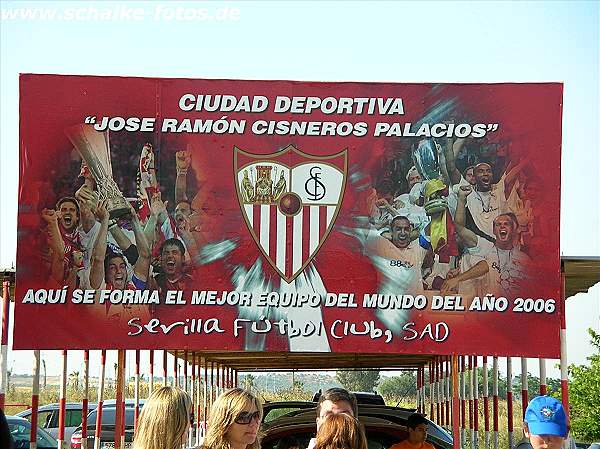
[159, 238, 185, 279]
[204, 388, 262, 449]
[105, 253, 128, 290]
[405, 413, 429, 445]
[276, 436, 300, 449]
[493, 213, 519, 250]
[56, 197, 80, 233]
[523, 396, 567, 449]
[474, 162, 493, 191]
[316, 388, 357, 431]
[391, 216, 412, 249]
[315, 413, 368, 449]
[174, 200, 193, 226]
[464, 166, 476, 186]
[376, 180, 395, 204]
[132, 386, 192, 449]
[406, 166, 422, 190]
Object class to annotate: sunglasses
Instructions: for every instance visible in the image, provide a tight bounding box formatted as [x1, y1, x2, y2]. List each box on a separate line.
[234, 411, 261, 425]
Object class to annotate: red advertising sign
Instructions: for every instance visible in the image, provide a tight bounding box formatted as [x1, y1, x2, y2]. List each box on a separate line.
[15, 75, 563, 357]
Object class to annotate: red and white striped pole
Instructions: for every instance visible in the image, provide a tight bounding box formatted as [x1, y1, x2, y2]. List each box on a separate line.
[184, 351, 189, 392]
[492, 356, 499, 449]
[195, 358, 201, 445]
[539, 358, 547, 395]
[446, 357, 451, 428]
[162, 350, 167, 387]
[483, 356, 489, 449]
[94, 350, 106, 449]
[0, 281, 11, 409]
[203, 358, 209, 437]
[451, 355, 460, 449]
[460, 356, 466, 445]
[149, 350, 154, 395]
[520, 357, 528, 420]
[81, 350, 89, 449]
[58, 350, 68, 449]
[30, 350, 41, 449]
[189, 353, 194, 448]
[560, 269, 569, 418]
[429, 361, 434, 421]
[210, 361, 215, 402]
[134, 350, 140, 432]
[473, 356, 479, 449]
[416, 367, 421, 413]
[468, 356, 474, 448]
[436, 357, 442, 425]
[173, 350, 178, 387]
[507, 357, 514, 449]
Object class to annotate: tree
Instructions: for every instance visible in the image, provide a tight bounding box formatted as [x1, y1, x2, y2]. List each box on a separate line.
[242, 374, 256, 391]
[379, 373, 417, 401]
[336, 370, 380, 392]
[568, 329, 600, 442]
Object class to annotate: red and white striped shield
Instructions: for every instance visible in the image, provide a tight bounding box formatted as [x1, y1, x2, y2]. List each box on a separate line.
[234, 145, 347, 283]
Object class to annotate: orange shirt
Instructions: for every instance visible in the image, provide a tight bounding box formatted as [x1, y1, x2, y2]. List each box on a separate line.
[389, 440, 436, 449]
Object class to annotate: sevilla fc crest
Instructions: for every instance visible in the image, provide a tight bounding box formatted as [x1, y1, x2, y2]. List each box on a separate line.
[234, 145, 347, 283]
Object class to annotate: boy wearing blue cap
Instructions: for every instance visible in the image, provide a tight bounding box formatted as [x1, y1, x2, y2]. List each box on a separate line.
[516, 395, 568, 449]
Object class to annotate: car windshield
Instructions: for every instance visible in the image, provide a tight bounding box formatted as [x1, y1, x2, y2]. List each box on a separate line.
[86, 408, 136, 427]
[8, 419, 57, 449]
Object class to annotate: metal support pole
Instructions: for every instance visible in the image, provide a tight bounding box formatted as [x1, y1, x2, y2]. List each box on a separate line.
[560, 269, 569, 417]
[0, 281, 10, 409]
[483, 356, 489, 449]
[134, 350, 140, 432]
[473, 356, 479, 449]
[452, 355, 460, 449]
[507, 357, 514, 449]
[539, 358, 547, 395]
[58, 350, 68, 449]
[30, 350, 41, 449]
[82, 350, 89, 449]
[149, 350, 154, 395]
[94, 350, 106, 449]
[492, 356, 499, 449]
[521, 357, 528, 420]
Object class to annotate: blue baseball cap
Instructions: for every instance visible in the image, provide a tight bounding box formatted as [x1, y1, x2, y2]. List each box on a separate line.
[525, 396, 567, 437]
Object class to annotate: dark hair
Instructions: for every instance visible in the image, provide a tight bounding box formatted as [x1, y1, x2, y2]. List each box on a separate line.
[160, 238, 185, 256]
[316, 388, 358, 418]
[104, 252, 126, 280]
[56, 196, 80, 218]
[276, 436, 300, 449]
[391, 215, 411, 229]
[406, 413, 428, 430]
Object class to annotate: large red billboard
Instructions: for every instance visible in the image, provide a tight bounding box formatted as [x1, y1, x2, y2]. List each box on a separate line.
[15, 75, 563, 357]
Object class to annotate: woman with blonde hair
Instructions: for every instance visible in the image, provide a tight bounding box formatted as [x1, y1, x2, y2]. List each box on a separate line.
[315, 413, 368, 449]
[132, 386, 193, 449]
[202, 388, 262, 449]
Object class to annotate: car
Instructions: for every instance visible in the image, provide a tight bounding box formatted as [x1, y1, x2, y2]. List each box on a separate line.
[17, 402, 96, 445]
[6, 415, 58, 449]
[261, 402, 453, 449]
[70, 399, 145, 449]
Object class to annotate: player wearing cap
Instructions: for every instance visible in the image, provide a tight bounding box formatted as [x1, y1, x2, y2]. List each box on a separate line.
[515, 396, 567, 449]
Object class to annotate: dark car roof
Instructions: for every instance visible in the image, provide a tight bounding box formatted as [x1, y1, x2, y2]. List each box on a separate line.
[17, 402, 98, 417]
[262, 413, 451, 449]
[263, 403, 452, 446]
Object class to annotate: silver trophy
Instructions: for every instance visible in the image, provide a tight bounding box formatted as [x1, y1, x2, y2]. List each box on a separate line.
[412, 138, 442, 181]
[65, 124, 130, 219]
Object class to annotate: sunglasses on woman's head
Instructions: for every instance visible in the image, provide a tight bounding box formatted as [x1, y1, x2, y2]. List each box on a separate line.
[234, 411, 260, 425]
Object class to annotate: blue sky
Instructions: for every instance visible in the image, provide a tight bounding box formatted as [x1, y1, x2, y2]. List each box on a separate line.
[1, 1, 598, 376]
